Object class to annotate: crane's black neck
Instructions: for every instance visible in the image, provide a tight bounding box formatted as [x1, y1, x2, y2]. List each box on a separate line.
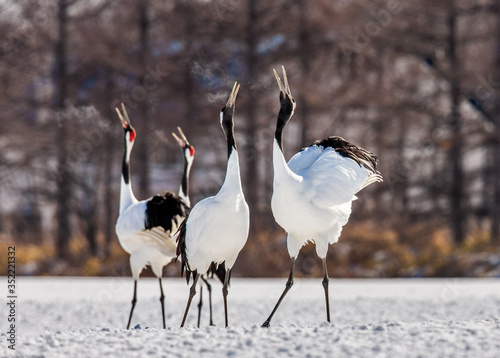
[225, 126, 237, 159]
[181, 156, 190, 198]
[222, 108, 237, 159]
[275, 126, 285, 152]
[122, 138, 130, 184]
[275, 109, 291, 152]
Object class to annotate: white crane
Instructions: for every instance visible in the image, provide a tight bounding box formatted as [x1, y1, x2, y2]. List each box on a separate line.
[172, 126, 226, 328]
[177, 83, 250, 328]
[114, 104, 190, 329]
[262, 67, 382, 327]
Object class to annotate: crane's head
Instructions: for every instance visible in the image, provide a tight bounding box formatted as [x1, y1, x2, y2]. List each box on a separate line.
[220, 82, 240, 135]
[172, 126, 195, 160]
[115, 103, 136, 145]
[274, 66, 296, 118]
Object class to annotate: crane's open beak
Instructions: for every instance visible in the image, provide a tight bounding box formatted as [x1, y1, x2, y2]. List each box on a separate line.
[115, 103, 131, 128]
[225, 82, 240, 108]
[172, 126, 190, 148]
[273, 65, 292, 97]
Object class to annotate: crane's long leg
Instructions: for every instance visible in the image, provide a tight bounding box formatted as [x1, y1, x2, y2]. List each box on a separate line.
[322, 258, 331, 323]
[159, 278, 166, 329]
[262, 257, 296, 328]
[201, 276, 214, 326]
[180, 273, 200, 328]
[222, 269, 230, 328]
[126, 280, 138, 329]
[197, 283, 203, 328]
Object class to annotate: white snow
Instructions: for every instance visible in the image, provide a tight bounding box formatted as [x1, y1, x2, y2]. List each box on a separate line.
[1, 277, 499, 357]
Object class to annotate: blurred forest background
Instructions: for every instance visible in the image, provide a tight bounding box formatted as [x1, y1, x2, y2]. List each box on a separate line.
[0, 0, 499, 278]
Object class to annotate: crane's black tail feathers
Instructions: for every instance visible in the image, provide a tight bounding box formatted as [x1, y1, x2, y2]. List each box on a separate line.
[175, 218, 193, 284]
[208, 262, 230, 286]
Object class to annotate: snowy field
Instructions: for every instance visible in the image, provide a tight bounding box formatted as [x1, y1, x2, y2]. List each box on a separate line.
[1, 277, 499, 357]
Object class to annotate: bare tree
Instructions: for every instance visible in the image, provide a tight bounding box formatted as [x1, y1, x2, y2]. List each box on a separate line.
[491, 1, 500, 242]
[448, 1, 466, 244]
[54, 0, 72, 259]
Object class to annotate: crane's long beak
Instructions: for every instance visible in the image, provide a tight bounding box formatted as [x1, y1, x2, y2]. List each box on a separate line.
[282, 65, 291, 94]
[172, 126, 190, 147]
[273, 66, 292, 96]
[121, 103, 131, 125]
[225, 82, 240, 108]
[273, 69, 284, 94]
[115, 103, 131, 128]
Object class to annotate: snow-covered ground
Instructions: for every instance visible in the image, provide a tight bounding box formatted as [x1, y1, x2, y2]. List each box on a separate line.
[1, 277, 499, 357]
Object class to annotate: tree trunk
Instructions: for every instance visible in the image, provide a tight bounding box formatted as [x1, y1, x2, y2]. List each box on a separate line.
[54, 0, 71, 260]
[448, 3, 465, 244]
[182, 1, 196, 135]
[491, 1, 500, 243]
[394, 117, 408, 219]
[492, 125, 500, 243]
[136, 0, 151, 199]
[245, 0, 259, 234]
[82, 197, 98, 256]
[297, 0, 311, 148]
[103, 71, 115, 258]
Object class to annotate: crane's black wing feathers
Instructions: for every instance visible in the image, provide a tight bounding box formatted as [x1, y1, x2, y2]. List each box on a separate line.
[309, 136, 379, 174]
[145, 191, 189, 233]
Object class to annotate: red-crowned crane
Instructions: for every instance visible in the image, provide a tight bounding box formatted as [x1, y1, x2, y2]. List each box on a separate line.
[172, 126, 225, 328]
[177, 83, 250, 328]
[262, 67, 382, 327]
[115, 104, 190, 329]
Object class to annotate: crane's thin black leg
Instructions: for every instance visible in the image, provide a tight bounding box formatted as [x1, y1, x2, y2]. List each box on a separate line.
[126, 280, 138, 329]
[197, 283, 203, 328]
[322, 258, 331, 323]
[262, 258, 296, 328]
[180, 273, 200, 328]
[222, 269, 230, 328]
[159, 278, 166, 329]
[201, 276, 214, 326]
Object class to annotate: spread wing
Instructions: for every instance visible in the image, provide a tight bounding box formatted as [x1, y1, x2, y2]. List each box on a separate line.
[287, 145, 324, 174]
[288, 137, 382, 208]
[302, 147, 372, 207]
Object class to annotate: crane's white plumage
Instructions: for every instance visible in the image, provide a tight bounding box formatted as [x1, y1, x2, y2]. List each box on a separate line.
[184, 151, 249, 273]
[262, 67, 382, 327]
[178, 83, 249, 328]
